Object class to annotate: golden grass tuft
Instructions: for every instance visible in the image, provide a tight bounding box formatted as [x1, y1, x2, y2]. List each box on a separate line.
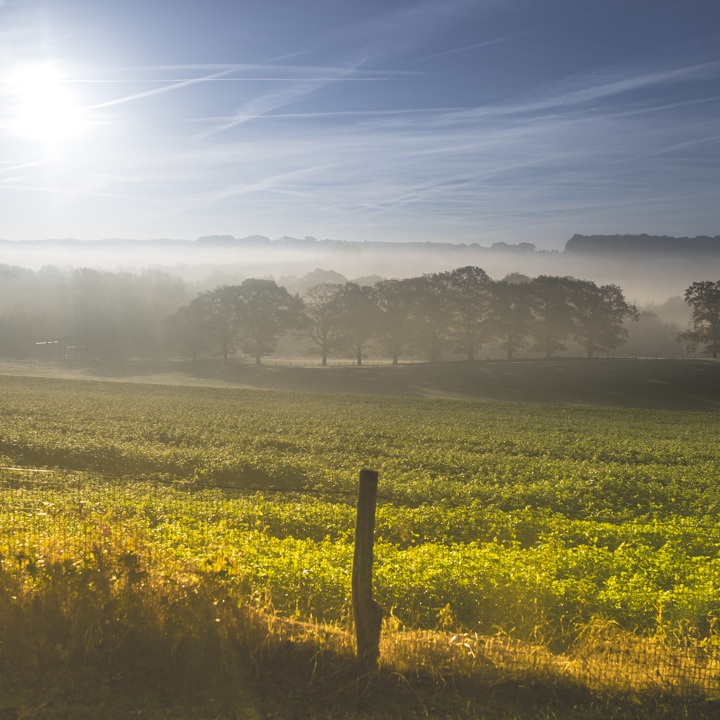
[1, 535, 719, 698]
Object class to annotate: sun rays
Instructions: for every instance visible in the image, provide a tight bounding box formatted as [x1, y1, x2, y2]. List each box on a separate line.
[3, 62, 86, 142]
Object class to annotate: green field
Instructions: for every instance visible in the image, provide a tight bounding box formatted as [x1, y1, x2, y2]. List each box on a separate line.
[2, 367, 720, 718]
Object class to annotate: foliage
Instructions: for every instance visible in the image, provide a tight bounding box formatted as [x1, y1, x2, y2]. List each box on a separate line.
[173, 268, 641, 364]
[570, 281, 639, 358]
[168, 280, 303, 365]
[528, 275, 577, 358]
[374, 278, 415, 365]
[1, 376, 720, 645]
[330, 282, 382, 365]
[3, 375, 720, 716]
[0, 263, 678, 364]
[485, 279, 533, 360]
[232, 278, 305, 364]
[678, 280, 720, 358]
[301, 282, 345, 366]
[182, 286, 239, 363]
[443, 266, 492, 361]
[405, 272, 454, 362]
[163, 296, 210, 362]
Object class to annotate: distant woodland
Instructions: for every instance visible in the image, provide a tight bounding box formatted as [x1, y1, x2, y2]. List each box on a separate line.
[1, 235, 716, 308]
[565, 234, 720, 255]
[0, 263, 698, 364]
[2, 232, 719, 256]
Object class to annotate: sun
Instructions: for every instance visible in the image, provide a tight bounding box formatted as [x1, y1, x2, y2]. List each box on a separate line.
[5, 62, 85, 142]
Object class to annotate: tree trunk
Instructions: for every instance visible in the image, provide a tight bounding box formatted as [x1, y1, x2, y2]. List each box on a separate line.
[255, 352, 262, 365]
[356, 342, 362, 366]
[321, 350, 327, 367]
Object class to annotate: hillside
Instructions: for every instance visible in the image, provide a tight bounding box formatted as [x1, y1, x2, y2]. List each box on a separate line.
[2, 358, 719, 412]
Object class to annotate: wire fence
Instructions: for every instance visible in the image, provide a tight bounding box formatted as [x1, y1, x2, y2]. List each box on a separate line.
[1, 468, 719, 698]
[388, 629, 720, 697]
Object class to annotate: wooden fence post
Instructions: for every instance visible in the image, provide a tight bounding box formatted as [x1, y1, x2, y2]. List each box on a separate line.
[352, 468, 382, 669]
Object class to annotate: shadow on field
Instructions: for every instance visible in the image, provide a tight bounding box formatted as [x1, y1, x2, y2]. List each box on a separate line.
[2, 358, 720, 411]
[5, 637, 719, 720]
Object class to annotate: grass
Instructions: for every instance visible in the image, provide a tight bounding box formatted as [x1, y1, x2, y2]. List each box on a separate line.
[1, 361, 720, 717]
[2, 356, 720, 410]
[1, 537, 718, 719]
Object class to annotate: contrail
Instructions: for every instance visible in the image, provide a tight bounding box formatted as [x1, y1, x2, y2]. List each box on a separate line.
[87, 68, 237, 110]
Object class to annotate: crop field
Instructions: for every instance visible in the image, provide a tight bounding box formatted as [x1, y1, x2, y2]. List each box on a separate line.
[2, 372, 720, 716]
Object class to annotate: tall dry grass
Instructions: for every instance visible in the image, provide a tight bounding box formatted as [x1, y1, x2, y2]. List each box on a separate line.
[1, 534, 719, 702]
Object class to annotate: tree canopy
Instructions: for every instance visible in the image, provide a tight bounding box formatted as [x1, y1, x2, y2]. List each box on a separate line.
[163, 269, 641, 364]
[678, 281, 720, 358]
[166, 279, 303, 365]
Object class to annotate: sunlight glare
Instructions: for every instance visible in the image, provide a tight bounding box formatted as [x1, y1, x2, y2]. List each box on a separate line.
[5, 62, 85, 142]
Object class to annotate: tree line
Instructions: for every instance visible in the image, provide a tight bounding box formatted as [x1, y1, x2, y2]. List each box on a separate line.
[3, 263, 715, 363]
[0, 266, 188, 360]
[164, 267, 641, 365]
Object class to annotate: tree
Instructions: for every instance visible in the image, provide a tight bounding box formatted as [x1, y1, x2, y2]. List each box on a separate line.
[375, 278, 415, 365]
[164, 280, 302, 365]
[528, 276, 576, 358]
[485, 280, 533, 360]
[624, 311, 681, 358]
[233, 278, 304, 365]
[194, 286, 242, 364]
[444, 266, 492, 361]
[1, 307, 50, 360]
[302, 282, 345, 366]
[71, 268, 189, 360]
[678, 280, 720, 358]
[333, 283, 381, 366]
[570, 281, 638, 358]
[72, 268, 121, 359]
[163, 299, 208, 362]
[406, 273, 453, 363]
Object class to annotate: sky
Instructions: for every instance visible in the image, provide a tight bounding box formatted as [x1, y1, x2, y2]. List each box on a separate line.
[1, 0, 719, 249]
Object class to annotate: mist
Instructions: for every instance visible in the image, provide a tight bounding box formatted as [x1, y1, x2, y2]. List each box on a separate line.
[1, 234, 710, 366]
[0, 235, 713, 306]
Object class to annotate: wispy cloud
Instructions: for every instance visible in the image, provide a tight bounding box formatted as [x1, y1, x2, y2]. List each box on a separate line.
[446, 61, 720, 120]
[86, 68, 237, 110]
[185, 107, 464, 124]
[185, 164, 336, 206]
[0, 158, 55, 173]
[357, 0, 493, 64]
[195, 64, 363, 138]
[605, 94, 720, 119]
[414, 28, 537, 62]
[412, 0, 670, 65]
[2, 0, 718, 247]
[0, 179, 140, 200]
[141, 85, 717, 241]
[38, 46, 717, 242]
[607, 134, 720, 164]
[79, 61, 411, 135]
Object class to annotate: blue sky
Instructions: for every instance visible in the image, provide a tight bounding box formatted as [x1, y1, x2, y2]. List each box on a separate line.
[1, 0, 719, 249]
